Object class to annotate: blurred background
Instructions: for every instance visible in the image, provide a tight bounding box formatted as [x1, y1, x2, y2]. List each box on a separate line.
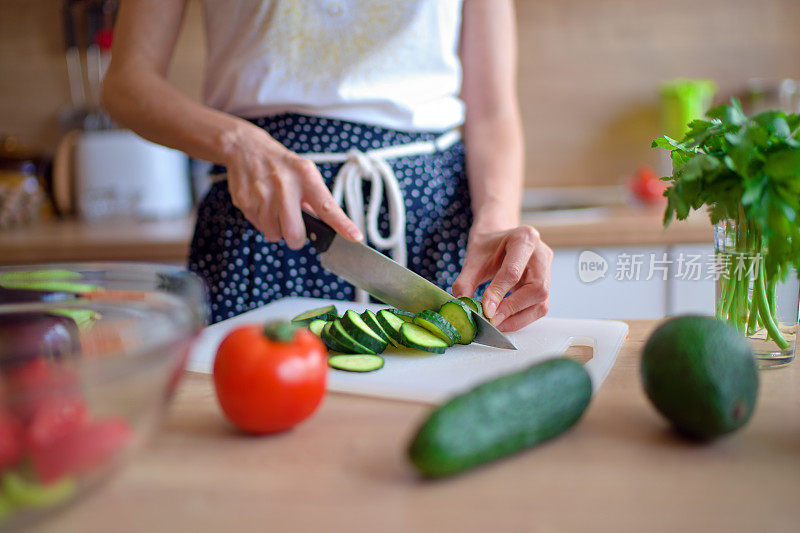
[3, 0, 799, 185]
[1, 0, 799, 319]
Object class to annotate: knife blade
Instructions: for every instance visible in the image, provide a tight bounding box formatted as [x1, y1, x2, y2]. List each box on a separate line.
[302, 212, 516, 350]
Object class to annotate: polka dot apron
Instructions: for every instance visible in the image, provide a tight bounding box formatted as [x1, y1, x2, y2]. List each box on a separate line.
[188, 113, 473, 324]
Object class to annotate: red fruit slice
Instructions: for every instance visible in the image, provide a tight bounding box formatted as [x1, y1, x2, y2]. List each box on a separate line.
[25, 397, 89, 449]
[4, 359, 80, 424]
[31, 417, 133, 483]
[0, 410, 24, 470]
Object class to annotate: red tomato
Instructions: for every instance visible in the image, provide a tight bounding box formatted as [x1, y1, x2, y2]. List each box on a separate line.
[0, 409, 24, 470]
[25, 396, 89, 449]
[629, 165, 668, 204]
[30, 417, 133, 483]
[213, 323, 328, 435]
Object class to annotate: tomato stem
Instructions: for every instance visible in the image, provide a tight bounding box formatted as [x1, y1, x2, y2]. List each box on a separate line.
[263, 321, 299, 342]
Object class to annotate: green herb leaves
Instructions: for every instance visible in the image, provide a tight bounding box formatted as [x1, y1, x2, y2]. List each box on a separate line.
[653, 99, 800, 280]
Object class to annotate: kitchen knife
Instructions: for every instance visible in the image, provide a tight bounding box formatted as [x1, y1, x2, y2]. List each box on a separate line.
[301, 211, 516, 350]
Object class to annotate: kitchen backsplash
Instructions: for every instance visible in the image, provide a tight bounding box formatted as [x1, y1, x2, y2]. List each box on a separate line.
[1, 0, 799, 187]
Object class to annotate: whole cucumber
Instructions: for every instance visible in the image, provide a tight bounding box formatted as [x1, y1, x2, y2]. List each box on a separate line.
[408, 358, 592, 478]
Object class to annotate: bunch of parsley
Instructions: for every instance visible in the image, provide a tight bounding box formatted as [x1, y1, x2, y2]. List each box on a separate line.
[653, 99, 800, 348]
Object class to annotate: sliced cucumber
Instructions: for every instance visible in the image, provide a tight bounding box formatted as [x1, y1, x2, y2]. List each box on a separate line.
[439, 300, 476, 345]
[328, 319, 376, 355]
[291, 305, 338, 326]
[362, 310, 399, 347]
[340, 310, 387, 353]
[307, 319, 327, 337]
[376, 309, 406, 345]
[321, 322, 350, 353]
[328, 354, 384, 372]
[2, 471, 76, 508]
[413, 310, 460, 346]
[458, 297, 484, 318]
[389, 309, 416, 322]
[399, 323, 448, 354]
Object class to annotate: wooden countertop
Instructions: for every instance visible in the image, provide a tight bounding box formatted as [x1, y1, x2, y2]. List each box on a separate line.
[0, 204, 712, 265]
[33, 320, 800, 533]
[526, 206, 713, 248]
[0, 217, 194, 265]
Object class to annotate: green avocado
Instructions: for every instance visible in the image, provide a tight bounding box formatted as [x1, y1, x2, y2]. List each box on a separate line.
[641, 315, 759, 441]
[408, 358, 592, 478]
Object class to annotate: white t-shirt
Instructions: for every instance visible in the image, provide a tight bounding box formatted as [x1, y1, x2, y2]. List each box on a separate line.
[201, 0, 465, 132]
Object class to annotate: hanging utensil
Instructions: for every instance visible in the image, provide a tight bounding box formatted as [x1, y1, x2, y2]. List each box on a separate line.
[59, 0, 90, 130]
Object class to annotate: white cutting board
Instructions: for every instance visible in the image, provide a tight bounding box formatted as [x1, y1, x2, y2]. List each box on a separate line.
[187, 297, 628, 404]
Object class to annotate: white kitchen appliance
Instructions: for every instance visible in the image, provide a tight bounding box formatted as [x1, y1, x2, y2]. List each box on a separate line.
[187, 297, 629, 404]
[54, 129, 191, 221]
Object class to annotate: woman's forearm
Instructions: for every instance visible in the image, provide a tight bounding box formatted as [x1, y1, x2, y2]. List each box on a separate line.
[459, 0, 523, 233]
[101, 67, 256, 165]
[100, 0, 264, 165]
[462, 109, 524, 232]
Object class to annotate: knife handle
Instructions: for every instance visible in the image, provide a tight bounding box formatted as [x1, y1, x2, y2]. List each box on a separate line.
[302, 211, 336, 252]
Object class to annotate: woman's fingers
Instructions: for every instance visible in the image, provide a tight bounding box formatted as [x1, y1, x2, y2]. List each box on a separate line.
[452, 251, 485, 298]
[298, 160, 363, 242]
[496, 301, 549, 332]
[453, 237, 501, 298]
[256, 201, 281, 242]
[490, 279, 548, 326]
[481, 226, 539, 319]
[492, 241, 553, 329]
[229, 152, 361, 247]
[276, 176, 306, 250]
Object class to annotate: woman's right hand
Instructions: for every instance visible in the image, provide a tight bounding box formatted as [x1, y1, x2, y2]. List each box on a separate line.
[222, 121, 363, 249]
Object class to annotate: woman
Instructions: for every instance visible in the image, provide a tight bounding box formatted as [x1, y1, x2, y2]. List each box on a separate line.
[102, 0, 552, 331]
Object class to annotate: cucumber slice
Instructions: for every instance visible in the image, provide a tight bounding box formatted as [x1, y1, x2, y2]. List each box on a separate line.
[328, 354, 384, 372]
[329, 319, 376, 355]
[340, 310, 387, 353]
[321, 322, 350, 353]
[458, 297, 484, 318]
[361, 310, 399, 347]
[413, 310, 460, 346]
[2, 471, 76, 508]
[399, 323, 449, 354]
[291, 305, 338, 326]
[439, 300, 476, 345]
[389, 309, 416, 322]
[376, 309, 406, 345]
[307, 319, 327, 337]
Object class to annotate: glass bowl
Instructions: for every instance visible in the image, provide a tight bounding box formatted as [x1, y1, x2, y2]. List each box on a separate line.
[0, 263, 206, 530]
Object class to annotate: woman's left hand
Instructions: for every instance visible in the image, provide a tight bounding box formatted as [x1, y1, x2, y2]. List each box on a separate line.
[451, 225, 553, 332]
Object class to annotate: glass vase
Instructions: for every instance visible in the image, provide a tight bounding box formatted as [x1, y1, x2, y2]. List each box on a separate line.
[714, 219, 799, 367]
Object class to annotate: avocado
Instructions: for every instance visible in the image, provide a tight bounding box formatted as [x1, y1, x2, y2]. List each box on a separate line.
[641, 315, 758, 441]
[408, 358, 592, 478]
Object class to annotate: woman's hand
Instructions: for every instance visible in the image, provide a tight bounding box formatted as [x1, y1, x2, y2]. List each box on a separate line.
[452, 225, 553, 332]
[223, 122, 362, 249]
